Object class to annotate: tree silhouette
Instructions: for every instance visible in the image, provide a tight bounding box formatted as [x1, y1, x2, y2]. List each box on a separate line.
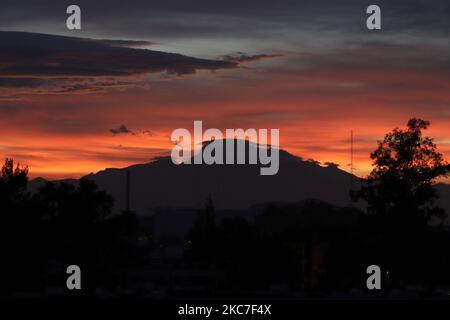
[0, 158, 29, 207]
[354, 118, 450, 228]
[186, 194, 218, 267]
[0, 158, 140, 294]
[0, 158, 41, 293]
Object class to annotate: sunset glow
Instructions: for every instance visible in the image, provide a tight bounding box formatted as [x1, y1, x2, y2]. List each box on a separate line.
[1, 1, 449, 181]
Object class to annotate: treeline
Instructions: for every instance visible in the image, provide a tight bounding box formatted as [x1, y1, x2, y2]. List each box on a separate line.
[185, 119, 450, 295]
[0, 159, 138, 295]
[1, 118, 449, 297]
[186, 198, 450, 295]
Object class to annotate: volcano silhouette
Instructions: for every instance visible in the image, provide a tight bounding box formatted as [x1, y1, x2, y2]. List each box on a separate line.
[28, 139, 450, 216]
[30, 140, 362, 213]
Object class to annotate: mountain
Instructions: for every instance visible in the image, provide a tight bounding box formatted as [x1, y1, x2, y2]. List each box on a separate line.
[27, 177, 78, 193]
[28, 140, 360, 213]
[27, 139, 450, 218]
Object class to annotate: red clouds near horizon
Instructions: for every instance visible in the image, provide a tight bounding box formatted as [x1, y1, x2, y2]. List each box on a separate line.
[1, 32, 450, 180]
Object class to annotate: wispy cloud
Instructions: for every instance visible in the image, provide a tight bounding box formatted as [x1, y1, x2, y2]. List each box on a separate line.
[109, 125, 135, 135]
[223, 52, 283, 63]
[109, 125, 153, 137]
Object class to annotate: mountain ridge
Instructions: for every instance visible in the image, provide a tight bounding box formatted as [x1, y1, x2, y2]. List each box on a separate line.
[27, 140, 450, 220]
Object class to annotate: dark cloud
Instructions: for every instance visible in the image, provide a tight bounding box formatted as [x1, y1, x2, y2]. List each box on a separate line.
[109, 125, 153, 137]
[0, 31, 236, 78]
[94, 39, 154, 48]
[110, 125, 135, 135]
[223, 52, 283, 63]
[1, 1, 449, 45]
[0, 31, 238, 94]
[0, 78, 46, 88]
[57, 80, 135, 93]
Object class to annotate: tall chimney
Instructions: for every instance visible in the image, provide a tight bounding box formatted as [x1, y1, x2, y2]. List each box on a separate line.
[126, 170, 131, 212]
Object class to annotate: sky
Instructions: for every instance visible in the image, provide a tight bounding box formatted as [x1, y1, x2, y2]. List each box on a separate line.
[0, 0, 449, 180]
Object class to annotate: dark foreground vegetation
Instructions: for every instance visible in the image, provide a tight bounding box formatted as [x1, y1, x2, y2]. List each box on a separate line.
[1, 118, 450, 299]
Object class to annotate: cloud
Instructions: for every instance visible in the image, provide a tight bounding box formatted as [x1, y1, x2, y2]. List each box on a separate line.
[110, 125, 135, 135]
[0, 78, 47, 88]
[222, 52, 283, 63]
[57, 80, 136, 94]
[2, 1, 449, 38]
[109, 125, 153, 137]
[0, 31, 236, 77]
[94, 39, 154, 48]
[0, 31, 237, 93]
[141, 130, 153, 136]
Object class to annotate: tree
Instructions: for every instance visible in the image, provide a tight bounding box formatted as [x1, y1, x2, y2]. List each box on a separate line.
[0, 158, 29, 207]
[354, 118, 450, 228]
[186, 194, 218, 266]
[0, 158, 140, 294]
[0, 159, 42, 293]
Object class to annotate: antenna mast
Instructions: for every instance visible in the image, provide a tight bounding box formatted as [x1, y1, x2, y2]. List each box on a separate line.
[350, 129, 354, 191]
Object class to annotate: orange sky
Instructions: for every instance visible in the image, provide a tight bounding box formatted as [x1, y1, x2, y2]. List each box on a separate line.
[1, 17, 450, 181]
[2, 60, 450, 181]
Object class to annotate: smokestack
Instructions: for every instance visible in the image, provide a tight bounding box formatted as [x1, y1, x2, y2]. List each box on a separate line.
[126, 169, 131, 212]
[350, 129, 354, 191]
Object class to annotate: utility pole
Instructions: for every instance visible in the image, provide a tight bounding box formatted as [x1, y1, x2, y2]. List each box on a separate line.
[350, 129, 354, 192]
[126, 169, 131, 212]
